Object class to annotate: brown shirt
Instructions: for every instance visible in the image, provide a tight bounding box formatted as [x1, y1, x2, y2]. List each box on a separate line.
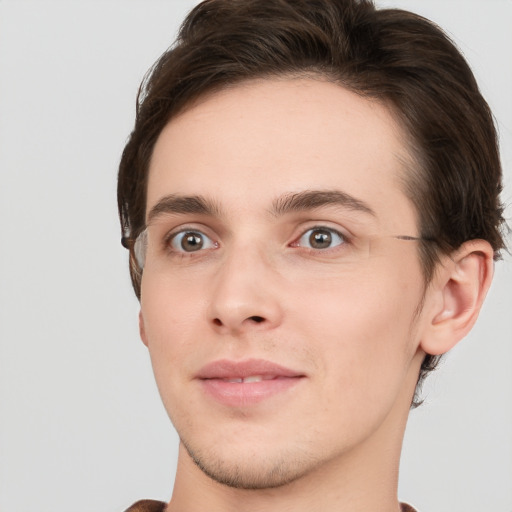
[124, 499, 418, 511]
[124, 500, 166, 512]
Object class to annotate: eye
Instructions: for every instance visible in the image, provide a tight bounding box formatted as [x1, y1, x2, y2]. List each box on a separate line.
[294, 227, 346, 250]
[169, 230, 217, 253]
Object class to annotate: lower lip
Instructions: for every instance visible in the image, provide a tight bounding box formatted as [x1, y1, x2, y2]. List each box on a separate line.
[200, 377, 303, 407]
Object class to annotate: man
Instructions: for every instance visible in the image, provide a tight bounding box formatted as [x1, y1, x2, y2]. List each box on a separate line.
[117, 1, 506, 511]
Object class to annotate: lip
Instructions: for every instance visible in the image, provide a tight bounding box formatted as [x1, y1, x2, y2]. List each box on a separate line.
[196, 358, 305, 407]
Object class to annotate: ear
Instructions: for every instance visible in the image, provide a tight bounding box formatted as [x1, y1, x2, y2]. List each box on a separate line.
[420, 240, 494, 356]
[139, 310, 149, 347]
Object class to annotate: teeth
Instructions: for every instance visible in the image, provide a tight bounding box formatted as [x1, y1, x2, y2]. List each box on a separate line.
[243, 375, 263, 383]
[222, 375, 273, 383]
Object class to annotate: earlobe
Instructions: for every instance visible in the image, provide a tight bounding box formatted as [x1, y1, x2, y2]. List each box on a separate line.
[139, 310, 149, 347]
[420, 240, 494, 356]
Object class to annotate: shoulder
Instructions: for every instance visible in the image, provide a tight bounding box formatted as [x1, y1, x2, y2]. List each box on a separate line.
[123, 499, 167, 512]
[124, 499, 415, 512]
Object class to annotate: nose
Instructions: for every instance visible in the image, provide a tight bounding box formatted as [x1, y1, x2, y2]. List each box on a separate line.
[207, 246, 283, 335]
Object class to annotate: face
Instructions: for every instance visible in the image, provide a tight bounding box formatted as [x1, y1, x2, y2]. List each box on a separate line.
[139, 78, 428, 489]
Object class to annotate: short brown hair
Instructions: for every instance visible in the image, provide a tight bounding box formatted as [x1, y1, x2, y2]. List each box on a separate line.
[118, 0, 506, 405]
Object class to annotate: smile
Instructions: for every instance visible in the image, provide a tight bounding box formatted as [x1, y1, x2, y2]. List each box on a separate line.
[221, 375, 279, 383]
[196, 359, 305, 407]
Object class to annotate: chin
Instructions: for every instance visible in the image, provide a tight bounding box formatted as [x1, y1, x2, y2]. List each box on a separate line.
[182, 438, 320, 490]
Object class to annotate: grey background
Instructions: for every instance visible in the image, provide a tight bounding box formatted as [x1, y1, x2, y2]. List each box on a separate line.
[0, 1, 510, 511]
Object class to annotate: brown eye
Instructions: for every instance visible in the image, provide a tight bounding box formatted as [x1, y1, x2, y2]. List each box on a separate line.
[297, 227, 345, 250]
[170, 231, 215, 252]
[309, 229, 332, 249]
[181, 232, 203, 251]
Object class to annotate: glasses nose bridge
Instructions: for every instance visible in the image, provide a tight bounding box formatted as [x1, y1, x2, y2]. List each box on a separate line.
[207, 240, 283, 332]
[215, 238, 279, 292]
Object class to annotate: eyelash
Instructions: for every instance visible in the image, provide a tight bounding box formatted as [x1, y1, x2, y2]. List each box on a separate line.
[291, 226, 348, 252]
[162, 224, 350, 257]
[163, 227, 218, 255]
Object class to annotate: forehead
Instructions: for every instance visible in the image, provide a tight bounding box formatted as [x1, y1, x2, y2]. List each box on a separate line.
[147, 78, 418, 232]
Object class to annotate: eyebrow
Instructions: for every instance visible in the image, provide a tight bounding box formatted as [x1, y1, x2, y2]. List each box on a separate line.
[146, 189, 376, 224]
[147, 194, 222, 224]
[270, 190, 376, 217]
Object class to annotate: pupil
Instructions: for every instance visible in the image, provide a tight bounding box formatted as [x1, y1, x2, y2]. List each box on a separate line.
[182, 232, 203, 251]
[310, 229, 331, 249]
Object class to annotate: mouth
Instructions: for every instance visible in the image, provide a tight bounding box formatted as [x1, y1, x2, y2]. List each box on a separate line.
[196, 359, 305, 406]
[219, 375, 282, 383]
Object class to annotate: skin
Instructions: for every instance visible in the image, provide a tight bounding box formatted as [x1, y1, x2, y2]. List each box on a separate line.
[138, 78, 494, 512]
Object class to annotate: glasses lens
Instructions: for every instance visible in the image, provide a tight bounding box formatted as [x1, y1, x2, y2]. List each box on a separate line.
[134, 229, 148, 269]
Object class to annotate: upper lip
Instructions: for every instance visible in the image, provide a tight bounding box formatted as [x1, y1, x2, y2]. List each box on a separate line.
[196, 358, 304, 380]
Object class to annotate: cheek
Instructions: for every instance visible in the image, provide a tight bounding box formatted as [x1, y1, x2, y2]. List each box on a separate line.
[141, 272, 206, 334]
[139, 275, 208, 387]
[291, 266, 423, 399]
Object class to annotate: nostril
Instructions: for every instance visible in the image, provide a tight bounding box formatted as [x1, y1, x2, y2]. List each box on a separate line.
[213, 318, 223, 326]
[249, 316, 265, 323]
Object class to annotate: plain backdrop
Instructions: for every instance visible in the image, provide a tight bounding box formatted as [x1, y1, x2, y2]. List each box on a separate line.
[0, 1, 511, 511]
